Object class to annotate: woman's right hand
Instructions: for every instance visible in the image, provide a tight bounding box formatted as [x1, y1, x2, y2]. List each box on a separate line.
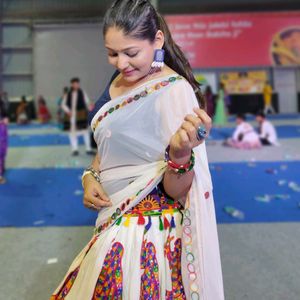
[83, 174, 112, 210]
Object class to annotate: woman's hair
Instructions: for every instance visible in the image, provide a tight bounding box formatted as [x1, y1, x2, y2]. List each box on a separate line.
[103, 0, 205, 109]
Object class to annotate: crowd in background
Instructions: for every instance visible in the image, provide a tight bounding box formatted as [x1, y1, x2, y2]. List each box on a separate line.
[0, 78, 278, 185]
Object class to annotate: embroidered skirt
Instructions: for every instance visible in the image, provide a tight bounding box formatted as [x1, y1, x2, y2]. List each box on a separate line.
[51, 183, 186, 300]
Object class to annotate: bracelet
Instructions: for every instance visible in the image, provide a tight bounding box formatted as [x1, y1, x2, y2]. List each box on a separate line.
[164, 145, 195, 174]
[81, 167, 101, 187]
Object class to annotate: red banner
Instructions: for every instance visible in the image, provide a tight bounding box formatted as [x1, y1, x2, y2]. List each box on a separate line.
[165, 12, 300, 68]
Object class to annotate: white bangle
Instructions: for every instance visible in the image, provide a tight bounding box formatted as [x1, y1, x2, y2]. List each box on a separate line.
[81, 167, 101, 188]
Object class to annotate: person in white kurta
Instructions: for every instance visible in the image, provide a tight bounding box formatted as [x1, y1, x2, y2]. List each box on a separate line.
[61, 78, 93, 156]
[256, 112, 279, 146]
[225, 114, 261, 149]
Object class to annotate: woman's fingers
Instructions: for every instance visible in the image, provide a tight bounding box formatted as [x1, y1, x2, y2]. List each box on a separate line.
[184, 114, 202, 128]
[181, 121, 197, 143]
[92, 187, 110, 202]
[84, 194, 112, 209]
[83, 183, 112, 210]
[86, 202, 99, 211]
[193, 108, 212, 130]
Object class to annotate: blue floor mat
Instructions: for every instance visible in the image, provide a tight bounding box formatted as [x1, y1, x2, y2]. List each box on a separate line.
[8, 133, 85, 147]
[0, 162, 299, 227]
[8, 123, 59, 130]
[211, 161, 300, 223]
[0, 168, 97, 227]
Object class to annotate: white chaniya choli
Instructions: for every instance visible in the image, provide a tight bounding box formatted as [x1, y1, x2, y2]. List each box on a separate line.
[51, 74, 224, 300]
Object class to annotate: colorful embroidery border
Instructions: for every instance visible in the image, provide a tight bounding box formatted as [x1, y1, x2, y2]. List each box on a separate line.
[183, 194, 200, 299]
[94, 165, 166, 236]
[92, 75, 183, 132]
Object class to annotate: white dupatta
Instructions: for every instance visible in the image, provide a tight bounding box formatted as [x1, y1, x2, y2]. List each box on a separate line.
[91, 74, 224, 300]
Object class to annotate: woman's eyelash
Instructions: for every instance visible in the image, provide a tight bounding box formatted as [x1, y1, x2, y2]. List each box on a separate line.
[108, 52, 139, 58]
[126, 52, 138, 57]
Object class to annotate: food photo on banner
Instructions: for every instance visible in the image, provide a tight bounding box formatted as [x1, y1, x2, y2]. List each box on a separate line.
[271, 27, 300, 66]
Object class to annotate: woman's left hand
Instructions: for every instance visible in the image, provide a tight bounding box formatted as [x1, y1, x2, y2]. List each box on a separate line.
[169, 107, 212, 162]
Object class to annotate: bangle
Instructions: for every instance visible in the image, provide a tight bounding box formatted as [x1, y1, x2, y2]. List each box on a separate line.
[164, 145, 195, 174]
[81, 167, 101, 187]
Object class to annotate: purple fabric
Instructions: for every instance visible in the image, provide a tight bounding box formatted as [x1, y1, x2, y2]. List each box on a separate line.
[0, 123, 8, 176]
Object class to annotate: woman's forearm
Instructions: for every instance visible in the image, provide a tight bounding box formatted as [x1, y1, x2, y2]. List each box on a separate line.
[162, 151, 194, 201]
[91, 154, 100, 172]
[83, 154, 101, 188]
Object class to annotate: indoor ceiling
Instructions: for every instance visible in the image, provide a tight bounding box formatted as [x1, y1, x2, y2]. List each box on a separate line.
[1, 0, 300, 20]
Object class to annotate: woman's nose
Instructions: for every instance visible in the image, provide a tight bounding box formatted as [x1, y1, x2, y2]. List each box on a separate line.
[116, 55, 129, 70]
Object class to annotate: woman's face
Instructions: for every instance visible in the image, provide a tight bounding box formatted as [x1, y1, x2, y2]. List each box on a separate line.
[104, 26, 164, 83]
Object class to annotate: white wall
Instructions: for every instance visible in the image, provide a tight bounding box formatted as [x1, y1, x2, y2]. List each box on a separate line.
[273, 68, 297, 113]
[33, 23, 114, 116]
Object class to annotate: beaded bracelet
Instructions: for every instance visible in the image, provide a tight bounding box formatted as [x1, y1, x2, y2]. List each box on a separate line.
[81, 167, 101, 187]
[164, 145, 195, 174]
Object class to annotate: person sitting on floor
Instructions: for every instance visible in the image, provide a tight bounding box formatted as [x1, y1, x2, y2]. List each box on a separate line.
[256, 112, 279, 146]
[224, 114, 261, 149]
[37, 95, 52, 123]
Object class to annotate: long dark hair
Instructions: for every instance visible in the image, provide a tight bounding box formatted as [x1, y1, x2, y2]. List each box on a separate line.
[103, 0, 205, 109]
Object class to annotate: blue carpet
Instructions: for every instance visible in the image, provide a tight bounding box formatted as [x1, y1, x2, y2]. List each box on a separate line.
[8, 133, 85, 147]
[0, 168, 97, 227]
[211, 161, 300, 223]
[0, 162, 299, 227]
[8, 123, 58, 130]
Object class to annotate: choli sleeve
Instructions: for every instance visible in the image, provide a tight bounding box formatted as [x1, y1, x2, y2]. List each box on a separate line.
[88, 70, 120, 125]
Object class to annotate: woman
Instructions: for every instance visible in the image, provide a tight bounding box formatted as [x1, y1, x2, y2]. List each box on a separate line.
[37, 95, 52, 123]
[213, 82, 227, 127]
[51, 1, 223, 299]
[224, 114, 261, 149]
[0, 97, 9, 184]
[204, 85, 214, 118]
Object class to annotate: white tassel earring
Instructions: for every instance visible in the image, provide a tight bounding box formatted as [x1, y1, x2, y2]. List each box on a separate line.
[149, 49, 165, 74]
[151, 49, 165, 68]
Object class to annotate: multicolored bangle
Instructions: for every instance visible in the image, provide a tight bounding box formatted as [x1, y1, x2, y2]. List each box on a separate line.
[81, 167, 101, 187]
[164, 145, 195, 174]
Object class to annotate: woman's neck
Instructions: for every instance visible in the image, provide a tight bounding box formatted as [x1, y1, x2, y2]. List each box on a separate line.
[110, 65, 177, 99]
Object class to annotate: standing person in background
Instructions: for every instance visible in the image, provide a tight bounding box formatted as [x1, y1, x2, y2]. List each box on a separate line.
[57, 87, 69, 129]
[224, 87, 231, 115]
[256, 112, 279, 146]
[263, 81, 275, 114]
[205, 85, 214, 117]
[37, 95, 52, 124]
[214, 82, 227, 126]
[16, 96, 29, 124]
[61, 78, 94, 156]
[0, 97, 9, 184]
[1, 91, 9, 112]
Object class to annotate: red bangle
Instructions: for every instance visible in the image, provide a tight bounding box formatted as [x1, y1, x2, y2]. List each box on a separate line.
[164, 145, 195, 174]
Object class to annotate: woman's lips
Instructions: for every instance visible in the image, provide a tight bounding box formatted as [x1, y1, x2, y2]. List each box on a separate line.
[123, 69, 136, 76]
